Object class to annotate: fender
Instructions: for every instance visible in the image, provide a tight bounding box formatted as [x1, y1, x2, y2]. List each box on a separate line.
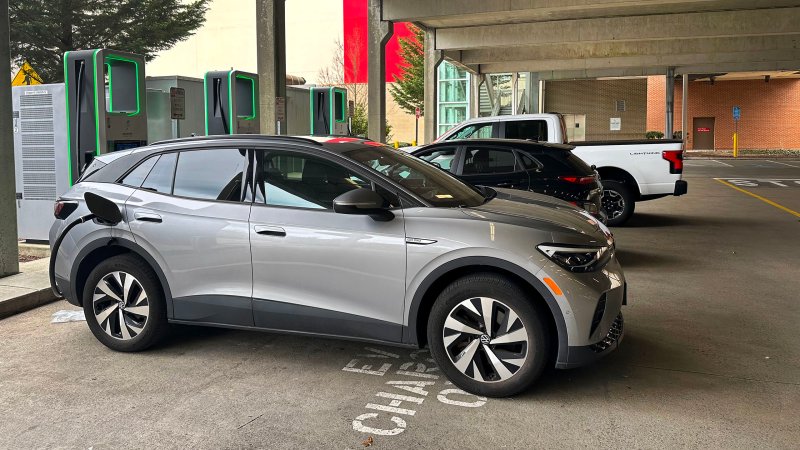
[68, 236, 175, 318]
[403, 256, 569, 365]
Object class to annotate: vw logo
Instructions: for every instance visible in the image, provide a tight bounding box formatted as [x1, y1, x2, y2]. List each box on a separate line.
[479, 334, 491, 345]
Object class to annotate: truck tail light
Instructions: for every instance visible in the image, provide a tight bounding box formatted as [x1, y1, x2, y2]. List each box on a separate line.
[559, 175, 597, 184]
[662, 150, 683, 174]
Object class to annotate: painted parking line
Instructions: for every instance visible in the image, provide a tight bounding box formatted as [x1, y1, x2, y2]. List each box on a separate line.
[768, 160, 800, 168]
[711, 159, 733, 167]
[715, 179, 800, 218]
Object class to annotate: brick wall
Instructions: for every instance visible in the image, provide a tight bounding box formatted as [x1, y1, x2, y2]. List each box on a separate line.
[647, 76, 800, 150]
[545, 78, 648, 140]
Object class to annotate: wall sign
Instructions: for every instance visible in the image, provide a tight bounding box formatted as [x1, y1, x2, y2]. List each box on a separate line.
[610, 117, 621, 131]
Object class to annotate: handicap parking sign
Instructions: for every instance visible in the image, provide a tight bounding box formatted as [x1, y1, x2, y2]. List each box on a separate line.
[733, 106, 741, 121]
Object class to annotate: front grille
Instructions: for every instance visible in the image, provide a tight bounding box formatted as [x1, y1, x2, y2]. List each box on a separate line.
[590, 313, 623, 353]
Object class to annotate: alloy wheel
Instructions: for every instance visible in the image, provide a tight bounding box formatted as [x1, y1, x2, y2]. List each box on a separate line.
[443, 297, 528, 382]
[602, 190, 625, 220]
[92, 271, 149, 340]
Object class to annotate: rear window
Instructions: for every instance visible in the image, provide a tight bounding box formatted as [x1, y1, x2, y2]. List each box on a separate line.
[505, 120, 548, 141]
[522, 150, 593, 175]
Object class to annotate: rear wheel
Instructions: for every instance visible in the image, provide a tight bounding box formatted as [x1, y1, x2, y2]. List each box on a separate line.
[427, 273, 550, 397]
[82, 254, 168, 352]
[602, 180, 635, 226]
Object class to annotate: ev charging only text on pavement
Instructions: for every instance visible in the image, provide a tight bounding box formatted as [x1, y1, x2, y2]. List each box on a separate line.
[718, 178, 800, 188]
[343, 347, 488, 437]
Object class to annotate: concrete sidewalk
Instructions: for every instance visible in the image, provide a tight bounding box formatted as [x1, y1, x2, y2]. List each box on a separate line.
[0, 257, 60, 319]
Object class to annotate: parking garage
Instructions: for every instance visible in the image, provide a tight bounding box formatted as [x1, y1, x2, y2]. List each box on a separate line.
[1, 1, 799, 448]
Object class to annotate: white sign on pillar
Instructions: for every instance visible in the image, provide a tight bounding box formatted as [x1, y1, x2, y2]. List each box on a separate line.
[610, 117, 621, 131]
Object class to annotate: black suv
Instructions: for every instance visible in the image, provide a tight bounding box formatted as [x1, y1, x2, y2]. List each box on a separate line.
[411, 139, 605, 222]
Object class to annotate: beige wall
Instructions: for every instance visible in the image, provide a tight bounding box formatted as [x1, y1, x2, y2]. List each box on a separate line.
[147, 0, 342, 84]
[387, 85, 424, 144]
[544, 78, 647, 140]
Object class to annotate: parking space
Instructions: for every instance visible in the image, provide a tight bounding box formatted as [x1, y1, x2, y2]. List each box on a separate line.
[1, 161, 798, 448]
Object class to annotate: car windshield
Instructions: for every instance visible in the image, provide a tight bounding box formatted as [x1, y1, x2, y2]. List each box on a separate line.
[343, 145, 486, 207]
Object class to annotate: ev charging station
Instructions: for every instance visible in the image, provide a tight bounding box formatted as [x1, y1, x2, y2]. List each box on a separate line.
[204, 70, 260, 135]
[64, 49, 148, 183]
[309, 86, 348, 136]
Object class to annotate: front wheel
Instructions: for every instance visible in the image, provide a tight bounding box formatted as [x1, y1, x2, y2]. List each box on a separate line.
[82, 254, 168, 352]
[427, 273, 550, 397]
[602, 180, 635, 226]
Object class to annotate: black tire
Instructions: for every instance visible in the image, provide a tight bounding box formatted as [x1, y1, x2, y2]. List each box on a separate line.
[427, 273, 550, 397]
[82, 254, 168, 352]
[602, 180, 635, 226]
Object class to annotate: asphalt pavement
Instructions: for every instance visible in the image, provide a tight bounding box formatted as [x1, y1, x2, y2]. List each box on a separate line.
[0, 159, 798, 449]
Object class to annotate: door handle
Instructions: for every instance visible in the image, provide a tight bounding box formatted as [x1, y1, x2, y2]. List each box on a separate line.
[134, 211, 162, 223]
[254, 225, 286, 237]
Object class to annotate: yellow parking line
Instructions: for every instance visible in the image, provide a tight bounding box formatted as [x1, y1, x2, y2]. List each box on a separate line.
[715, 179, 800, 218]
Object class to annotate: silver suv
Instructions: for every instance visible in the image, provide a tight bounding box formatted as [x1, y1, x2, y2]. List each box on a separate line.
[50, 136, 625, 397]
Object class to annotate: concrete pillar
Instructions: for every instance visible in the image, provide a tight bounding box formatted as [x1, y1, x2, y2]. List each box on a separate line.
[367, 0, 392, 143]
[525, 72, 540, 114]
[0, 0, 19, 277]
[423, 28, 443, 144]
[469, 73, 481, 118]
[256, 0, 287, 135]
[665, 67, 675, 138]
[682, 73, 689, 144]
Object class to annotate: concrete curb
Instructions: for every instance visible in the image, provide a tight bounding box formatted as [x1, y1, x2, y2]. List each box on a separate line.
[0, 288, 60, 320]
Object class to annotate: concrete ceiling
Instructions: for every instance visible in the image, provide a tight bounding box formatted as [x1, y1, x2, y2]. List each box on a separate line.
[381, 0, 800, 78]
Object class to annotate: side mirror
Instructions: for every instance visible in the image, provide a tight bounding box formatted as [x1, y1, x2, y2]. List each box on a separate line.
[333, 189, 394, 222]
[84, 192, 123, 225]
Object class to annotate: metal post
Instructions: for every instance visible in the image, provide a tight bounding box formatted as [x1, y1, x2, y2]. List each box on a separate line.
[0, 0, 19, 276]
[682, 73, 688, 147]
[665, 67, 675, 138]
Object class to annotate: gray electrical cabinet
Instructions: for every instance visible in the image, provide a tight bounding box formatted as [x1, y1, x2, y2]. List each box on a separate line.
[145, 76, 205, 142]
[286, 85, 310, 136]
[12, 84, 70, 241]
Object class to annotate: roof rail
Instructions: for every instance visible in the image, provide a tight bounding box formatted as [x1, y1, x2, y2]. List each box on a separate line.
[151, 134, 324, 146]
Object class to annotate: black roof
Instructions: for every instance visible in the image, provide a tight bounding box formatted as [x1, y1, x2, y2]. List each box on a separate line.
[414, 138, 575, 152]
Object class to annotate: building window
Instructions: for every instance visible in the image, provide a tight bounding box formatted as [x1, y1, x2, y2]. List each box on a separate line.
[437, 61, 470, 137]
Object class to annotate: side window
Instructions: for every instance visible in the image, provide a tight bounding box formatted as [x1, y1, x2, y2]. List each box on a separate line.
[518, 153, 542, 171]
[417, 147, 457, 172]
[448, 123, 494, 140]
[173, 149, 246, 201]
[463, 147, 518, 174]
[120, 156, 158, 187]
[140, 153, 177, 193]
[505, 120, 548, 141]
[258, 151, 372, 210]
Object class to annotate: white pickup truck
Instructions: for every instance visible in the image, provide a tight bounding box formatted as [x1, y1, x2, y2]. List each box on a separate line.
[418, 113, 687, 226]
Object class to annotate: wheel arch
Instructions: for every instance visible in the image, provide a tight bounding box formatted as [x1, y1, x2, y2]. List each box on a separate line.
[404, 256, 568, 366]
[596, 166, 641, 198]
[69, 237, 173, 317]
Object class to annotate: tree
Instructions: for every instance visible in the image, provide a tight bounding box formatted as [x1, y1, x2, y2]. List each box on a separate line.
[9, 0, 209, 83]
[389, 24, 424, 116]
[317, 38, 391, 140]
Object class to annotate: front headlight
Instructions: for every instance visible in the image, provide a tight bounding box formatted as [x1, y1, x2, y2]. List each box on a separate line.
[537, 244, 612, 273]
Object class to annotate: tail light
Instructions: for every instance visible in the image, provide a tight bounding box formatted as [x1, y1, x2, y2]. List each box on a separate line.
[559, 175, 597, 184]
[662, 150, 683, 174]
[54, 200, 78, 219]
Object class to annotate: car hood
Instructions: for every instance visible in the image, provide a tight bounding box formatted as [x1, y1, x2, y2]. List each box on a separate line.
[462, 188, 612, 244]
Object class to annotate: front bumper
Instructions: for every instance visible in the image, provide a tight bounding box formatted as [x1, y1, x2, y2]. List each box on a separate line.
[557, 313, 624, 369]
[674, 180, 688, 196]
